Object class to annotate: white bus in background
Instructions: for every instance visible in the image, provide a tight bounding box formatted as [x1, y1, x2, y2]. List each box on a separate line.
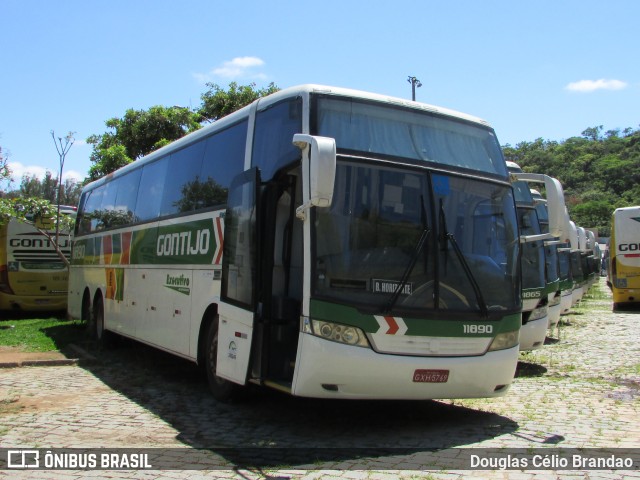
[558, 208, 575, 315]
[569, 221, 586, 305]
[69, 85, 532, 401]
[507, 162, 566, 350]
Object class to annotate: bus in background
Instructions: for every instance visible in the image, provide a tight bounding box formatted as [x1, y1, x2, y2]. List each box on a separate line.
[568, 221, 586, 306]
[507, 163, 567, 350]
[69, 85, 532, 401]
[558, 208, 575, 315]
[530, 188, 562, 330]
[0, 206, 75, 311]
[608, 206, 640, 309]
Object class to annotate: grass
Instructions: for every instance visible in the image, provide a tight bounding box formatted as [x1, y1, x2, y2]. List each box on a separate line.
[0, 316, 87, 352]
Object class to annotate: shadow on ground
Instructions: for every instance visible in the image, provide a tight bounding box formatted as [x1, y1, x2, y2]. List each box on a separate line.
[59, 335, 519, 468]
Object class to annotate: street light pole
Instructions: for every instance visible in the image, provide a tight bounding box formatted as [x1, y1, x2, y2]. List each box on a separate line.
[407, 76, 422, 101]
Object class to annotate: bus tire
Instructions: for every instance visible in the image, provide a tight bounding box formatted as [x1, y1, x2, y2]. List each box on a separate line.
[93, 295, 105, 340]
[81, 290, 91, 323]
[92, 294, 116, 346]
[205, 316, 239, 402]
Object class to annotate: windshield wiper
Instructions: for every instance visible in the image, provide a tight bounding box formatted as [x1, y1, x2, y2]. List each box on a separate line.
[383, 196, 430, 314]
[439, 201, 489, 318]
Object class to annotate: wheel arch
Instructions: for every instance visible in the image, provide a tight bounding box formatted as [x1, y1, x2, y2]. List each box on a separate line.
[197, 303, 219, 366]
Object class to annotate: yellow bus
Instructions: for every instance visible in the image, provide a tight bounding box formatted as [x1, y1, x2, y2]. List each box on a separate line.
[608, 206, 640, 309]
[0, 208, 74, 312]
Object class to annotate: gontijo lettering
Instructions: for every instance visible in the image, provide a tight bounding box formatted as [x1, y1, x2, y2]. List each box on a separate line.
[156, 229, 210, 257]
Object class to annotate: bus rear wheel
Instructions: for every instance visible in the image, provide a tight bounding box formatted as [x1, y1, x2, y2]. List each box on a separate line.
[93, 295, 105, 341]
[205, 316, 239, 402]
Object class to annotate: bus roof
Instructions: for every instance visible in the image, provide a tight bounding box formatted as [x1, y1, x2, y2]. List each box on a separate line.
[81, 84, 496, 193]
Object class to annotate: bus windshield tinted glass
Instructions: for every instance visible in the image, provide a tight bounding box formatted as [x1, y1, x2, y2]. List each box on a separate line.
[313, 162, 520, 316]
[316, 97, 507, 177]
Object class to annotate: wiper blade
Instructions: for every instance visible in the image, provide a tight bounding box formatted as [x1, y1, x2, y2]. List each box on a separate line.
[439, 201, 488, 317]
[383, 196, 430, 314]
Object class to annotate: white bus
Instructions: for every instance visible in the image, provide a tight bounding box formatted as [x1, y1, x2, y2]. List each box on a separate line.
[69, 85, 525, 401]
[507, 164, 568, 347]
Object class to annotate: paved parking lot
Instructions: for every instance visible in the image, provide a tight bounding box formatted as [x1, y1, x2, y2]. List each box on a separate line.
[0, 277, 639, 479]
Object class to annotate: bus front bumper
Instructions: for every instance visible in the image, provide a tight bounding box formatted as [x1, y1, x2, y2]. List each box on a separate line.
[0, 295, 67, 312]
[291, 333, 518, 400]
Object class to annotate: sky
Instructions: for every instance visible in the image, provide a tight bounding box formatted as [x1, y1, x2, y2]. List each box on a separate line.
[1, 0, 639, 188]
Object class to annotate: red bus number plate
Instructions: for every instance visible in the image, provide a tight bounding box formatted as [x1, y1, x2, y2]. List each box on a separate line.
[413, 369, 449, 383]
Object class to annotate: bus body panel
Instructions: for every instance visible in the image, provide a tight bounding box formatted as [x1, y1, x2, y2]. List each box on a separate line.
[292, 332, 518, 399]
[560, 288, 573, 314]
[69, 210, 225, 360]
[216, 302, 254, 384]
[519, 316, 547, 351]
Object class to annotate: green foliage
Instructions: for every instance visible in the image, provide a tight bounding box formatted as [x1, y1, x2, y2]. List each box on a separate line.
[87, 144, 131, 181]
[87, 105, 202, 181]
[199, 81, 279, 122]
[86, 83, 280, 181]
[503, 126, 640, 236]
[5, 172, 82, 205]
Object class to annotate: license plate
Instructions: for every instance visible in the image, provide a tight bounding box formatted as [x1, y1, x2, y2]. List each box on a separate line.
[413, 369, 449, 383]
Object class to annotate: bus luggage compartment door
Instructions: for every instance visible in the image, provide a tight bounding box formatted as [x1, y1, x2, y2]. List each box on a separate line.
[216, 301, 254, 385]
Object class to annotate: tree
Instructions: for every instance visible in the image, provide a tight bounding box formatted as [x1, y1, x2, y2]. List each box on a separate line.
[87, 105, 202, 180]
[199, 82, 279, 122]
[10, 173, 82, 205]
[0, 142, 76, 266]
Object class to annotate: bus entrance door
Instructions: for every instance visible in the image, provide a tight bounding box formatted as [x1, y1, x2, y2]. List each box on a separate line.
[217, 169, 260, 386]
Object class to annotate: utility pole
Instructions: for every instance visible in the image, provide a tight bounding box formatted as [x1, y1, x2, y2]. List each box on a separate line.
[407, 76, 422, 101]
[50, 130, 75, 245]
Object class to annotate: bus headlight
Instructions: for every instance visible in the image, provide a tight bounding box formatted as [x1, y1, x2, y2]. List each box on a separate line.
[303, 318, 369, 348]
[488, 330, 519, 352]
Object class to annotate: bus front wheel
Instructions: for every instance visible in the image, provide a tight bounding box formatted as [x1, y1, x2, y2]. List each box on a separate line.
[205, 316, 239, 402]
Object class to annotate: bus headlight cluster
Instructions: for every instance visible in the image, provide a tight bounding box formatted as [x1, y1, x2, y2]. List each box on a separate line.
[303, 318, 369, 348]
[488, 330, 520, 352]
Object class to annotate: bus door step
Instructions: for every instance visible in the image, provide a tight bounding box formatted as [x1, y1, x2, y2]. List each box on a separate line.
[262, 379, 292, 394]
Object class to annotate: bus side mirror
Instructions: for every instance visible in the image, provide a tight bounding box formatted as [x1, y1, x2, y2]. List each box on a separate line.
[512, 172, 567, 241]
[293, 134, 336, 220]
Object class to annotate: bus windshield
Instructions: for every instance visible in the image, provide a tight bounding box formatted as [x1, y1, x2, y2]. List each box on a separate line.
[316, 96, 507, 177]
[313, 162, 520, 317]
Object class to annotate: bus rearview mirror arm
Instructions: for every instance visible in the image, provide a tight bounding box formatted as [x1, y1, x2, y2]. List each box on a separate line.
[292, 134, 337, 221]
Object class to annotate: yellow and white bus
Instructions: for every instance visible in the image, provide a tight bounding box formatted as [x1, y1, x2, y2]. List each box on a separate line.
[0, 208, 74, 312]
[69, 85, 534, 401]
[608, 206, 640, 309]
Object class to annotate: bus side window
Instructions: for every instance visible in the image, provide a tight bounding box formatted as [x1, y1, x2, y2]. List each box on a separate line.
[83, 186, 105, 233]
[135, 158, 168, 222]
[113, 169, 142, 226]
[252, 98, 302, 181]
[161, 141, 206, 216]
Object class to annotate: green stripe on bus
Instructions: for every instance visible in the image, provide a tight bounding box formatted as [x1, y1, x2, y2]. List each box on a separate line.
[310, 299, 521, 337]
[72, 218, 218, 266]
